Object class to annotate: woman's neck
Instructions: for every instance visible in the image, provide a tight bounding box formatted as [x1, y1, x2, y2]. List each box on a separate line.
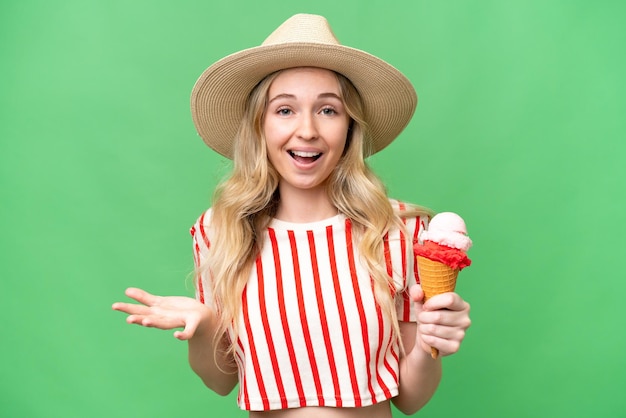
[274, 184, 338, 223]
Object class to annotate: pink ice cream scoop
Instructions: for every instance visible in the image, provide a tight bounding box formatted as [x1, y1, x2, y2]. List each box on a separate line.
[415, 212, 472, 270]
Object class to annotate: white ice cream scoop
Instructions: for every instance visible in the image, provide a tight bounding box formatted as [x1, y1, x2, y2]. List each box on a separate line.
[420, 212, 473, 251]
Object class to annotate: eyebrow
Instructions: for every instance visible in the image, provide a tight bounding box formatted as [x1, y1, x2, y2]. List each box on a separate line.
[267, 92, 343, 104]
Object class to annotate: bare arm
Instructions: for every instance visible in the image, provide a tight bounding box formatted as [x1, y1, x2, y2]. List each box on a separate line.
[186, 306, 238, 395]
[112, 287, 238, 395]
[392, 285, 471, 415]
[393, 322, 442, 414]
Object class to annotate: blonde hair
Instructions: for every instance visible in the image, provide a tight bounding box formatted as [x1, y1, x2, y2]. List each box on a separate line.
[200, 69, 431, 361]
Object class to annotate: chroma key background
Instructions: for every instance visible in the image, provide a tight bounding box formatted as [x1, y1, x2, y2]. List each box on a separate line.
[1, 1, 624, 417]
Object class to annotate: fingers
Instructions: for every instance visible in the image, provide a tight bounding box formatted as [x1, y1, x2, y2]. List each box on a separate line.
[415, 291, 471, 357]
[417, 306, 471, 328]
[113, 290, 206, 339]
[423, 292, 470, 313]
[111, 287, 160, 315]
[124, 287, 162, 307]
[111, 288, 161, 313]
[113, 288, 181, 331]
[125, 312, 186, 331]
[419, 333, 463, 357]
[417, 317, 468, 357]
[112, 301, 153, 316]
[174, 314, 200, 340]
[111, 287, 161, 316]
[411, 289, 470, 327]
[408, 284, 424, 303]
[417, 319, 467, 340]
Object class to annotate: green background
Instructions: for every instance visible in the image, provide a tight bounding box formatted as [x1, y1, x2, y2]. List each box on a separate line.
[2, 1, 624, 417]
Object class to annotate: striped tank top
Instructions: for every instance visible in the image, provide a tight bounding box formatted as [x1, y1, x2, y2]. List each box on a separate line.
[191, 200, 427, 411]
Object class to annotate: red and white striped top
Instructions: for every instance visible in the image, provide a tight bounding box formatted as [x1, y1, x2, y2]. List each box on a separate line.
[190, 200, 428, 411]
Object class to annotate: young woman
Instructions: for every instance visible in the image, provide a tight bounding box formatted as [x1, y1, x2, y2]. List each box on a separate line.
[113, 14, 471, 417]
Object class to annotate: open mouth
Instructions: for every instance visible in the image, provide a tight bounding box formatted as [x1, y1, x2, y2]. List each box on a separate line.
[288, 150, 322, 163]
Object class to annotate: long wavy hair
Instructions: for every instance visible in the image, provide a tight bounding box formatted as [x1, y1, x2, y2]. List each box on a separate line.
[200, 68, 431, 362]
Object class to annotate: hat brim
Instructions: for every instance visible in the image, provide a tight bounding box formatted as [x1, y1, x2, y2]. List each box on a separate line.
[191, 42, 417, 159]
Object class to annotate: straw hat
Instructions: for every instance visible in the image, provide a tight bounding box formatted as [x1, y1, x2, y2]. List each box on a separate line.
[190, 13, 417, 159]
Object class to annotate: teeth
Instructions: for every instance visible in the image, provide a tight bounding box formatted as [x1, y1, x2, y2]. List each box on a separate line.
[291, 151, 320, 158]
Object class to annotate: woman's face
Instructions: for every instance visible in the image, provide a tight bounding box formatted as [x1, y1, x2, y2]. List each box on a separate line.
[263, 67, 350, 196]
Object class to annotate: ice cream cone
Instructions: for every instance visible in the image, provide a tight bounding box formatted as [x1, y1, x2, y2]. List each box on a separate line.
[414, 211, 472, 359]
[417, 256, 459, 300]
[416, 255, 459, 359]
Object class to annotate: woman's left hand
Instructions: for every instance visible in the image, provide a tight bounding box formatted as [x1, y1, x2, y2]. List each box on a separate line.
[409, 284, 471, 357]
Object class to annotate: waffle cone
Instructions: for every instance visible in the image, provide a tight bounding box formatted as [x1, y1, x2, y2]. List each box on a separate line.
[417, 256, 459, 300]
[416, 256, 459, 359]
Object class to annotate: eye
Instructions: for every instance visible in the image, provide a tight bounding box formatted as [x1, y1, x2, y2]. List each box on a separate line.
[320, 107, 337, 116]
[277, 107, 293, 116]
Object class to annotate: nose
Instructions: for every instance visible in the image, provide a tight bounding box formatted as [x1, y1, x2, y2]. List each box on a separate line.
[296, 113, 319, 140]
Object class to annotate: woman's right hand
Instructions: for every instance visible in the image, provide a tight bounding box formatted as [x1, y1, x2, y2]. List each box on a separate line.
[112, 287, 211, 340]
